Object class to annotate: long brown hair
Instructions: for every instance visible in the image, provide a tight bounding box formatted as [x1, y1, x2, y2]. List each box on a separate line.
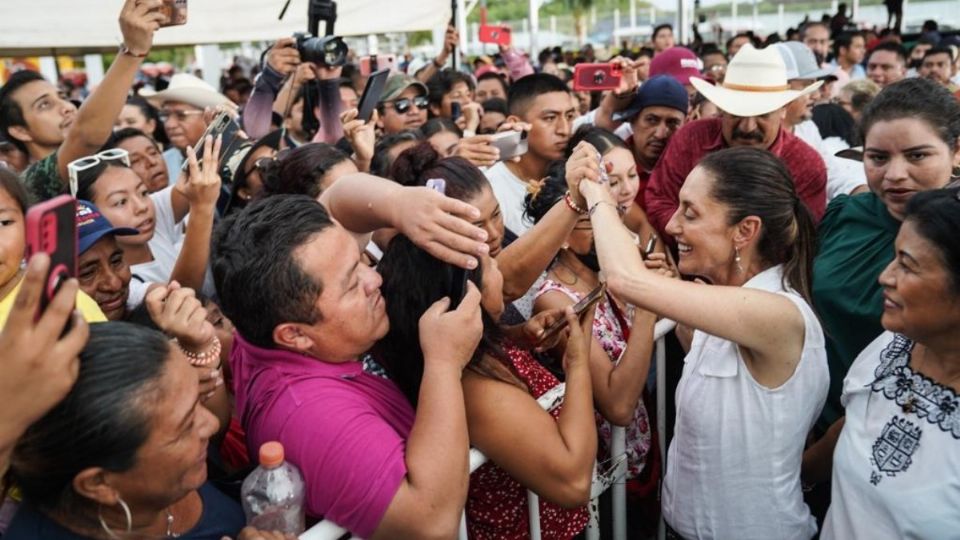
[698, 147, 818, 303]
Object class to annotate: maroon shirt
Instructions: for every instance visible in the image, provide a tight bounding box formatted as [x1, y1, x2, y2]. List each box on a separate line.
[644, 118, 827, 239]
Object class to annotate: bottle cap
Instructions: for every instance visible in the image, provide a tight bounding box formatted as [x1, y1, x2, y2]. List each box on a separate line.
[259, 441, 285, 468]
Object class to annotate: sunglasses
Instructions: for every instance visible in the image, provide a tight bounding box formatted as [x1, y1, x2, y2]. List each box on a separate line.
[388, 95, 429, 114]
[67, 149, 130, 197]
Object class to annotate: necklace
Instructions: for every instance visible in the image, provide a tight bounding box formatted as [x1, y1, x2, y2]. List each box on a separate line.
[165, 508, 179, 538]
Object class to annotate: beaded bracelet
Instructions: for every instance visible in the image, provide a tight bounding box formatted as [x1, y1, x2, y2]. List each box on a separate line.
[589, 200, 619, 217]
[564, 191, 588, 214]
[179, 337, 222, 367]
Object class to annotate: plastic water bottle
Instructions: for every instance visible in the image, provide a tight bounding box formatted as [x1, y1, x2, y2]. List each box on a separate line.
[241, 441, 305, 534]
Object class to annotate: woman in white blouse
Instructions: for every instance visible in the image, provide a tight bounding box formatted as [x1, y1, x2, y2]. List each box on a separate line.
[578, 146, 829, 539]
[805, 187, 960, 539]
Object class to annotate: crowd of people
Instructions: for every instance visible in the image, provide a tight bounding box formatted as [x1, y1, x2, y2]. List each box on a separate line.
[0, 0, 959, 538]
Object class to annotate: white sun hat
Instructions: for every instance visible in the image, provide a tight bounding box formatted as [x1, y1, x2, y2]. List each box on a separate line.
[690, 43, 823, 118]
[140, 73, 237, 111]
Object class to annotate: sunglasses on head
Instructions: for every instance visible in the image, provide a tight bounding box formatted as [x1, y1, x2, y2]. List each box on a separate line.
[389, 95, 429, 114]
[67, 149, 130, 197]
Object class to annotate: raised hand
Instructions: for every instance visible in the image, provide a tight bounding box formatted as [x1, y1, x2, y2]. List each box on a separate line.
[119, 0, 164, 57]
[455, 135, 500, 168]
[419, 282, 484, 371]
[0, 254, 88, 454]
[393, 187, 489, 269]
[144, 281, 214, 352]
[183, 135, 223, 211]
[266, 37, 301, 76]
[340, 108, 377, 169]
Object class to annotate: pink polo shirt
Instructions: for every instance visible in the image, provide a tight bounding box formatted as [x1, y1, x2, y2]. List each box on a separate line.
[231, 333, 415, 538]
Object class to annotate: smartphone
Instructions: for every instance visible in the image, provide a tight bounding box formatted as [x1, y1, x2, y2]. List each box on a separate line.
[182, 111, 243, 172]
[450, 101, 462, 121]
[573, 63, 623, 92]
[540, 283, 607, 342]
[490, 130, 528, 161]
[360, 54, 397, 76]
[357, 68, 391, 123]
[24, 195, 77, 321]
[159, 0, 188, 27]
[426, 178, 472, 309]
[479, 24, 512, 46]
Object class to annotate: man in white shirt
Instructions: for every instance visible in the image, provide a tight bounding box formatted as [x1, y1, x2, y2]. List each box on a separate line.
[776, 42, 867, 200]
[485, 74, 575, 237]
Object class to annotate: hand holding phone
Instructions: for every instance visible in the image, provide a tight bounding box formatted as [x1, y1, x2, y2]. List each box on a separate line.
[538, 283, 606, 344]
[573, 63, 623, 92]
[181, 111, 241, 173]
[426, 178, 473, 309]
[479, 25, 512, 46]
[490, 130, 529, 161]
[24, 196, 77, 322]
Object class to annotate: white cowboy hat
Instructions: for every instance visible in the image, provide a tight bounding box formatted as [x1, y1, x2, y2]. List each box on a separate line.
[139, 73, 237, 111]
[690, 44, 823, 117]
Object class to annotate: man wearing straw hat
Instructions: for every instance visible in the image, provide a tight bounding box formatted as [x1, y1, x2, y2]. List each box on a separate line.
[645, 44, 828, 241]
[140, 73, 236, 180]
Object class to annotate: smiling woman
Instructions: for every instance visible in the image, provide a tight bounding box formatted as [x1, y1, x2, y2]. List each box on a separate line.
[5, 322, 246, 540]
[811, 78, 960, 433]
[814, 187, 960, 539]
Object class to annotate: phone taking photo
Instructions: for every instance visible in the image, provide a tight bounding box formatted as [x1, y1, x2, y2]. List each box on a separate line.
[24, 195, 77, 324]
[426, 178, 472, 310]
[490, 130, 529, 161]
[572, 63, 623, 92]
[539, 283, 606, 343]
[359, 54, 397, 77]
[181, 111, 243, 173]
[357, 68, 391, 123]
[158, 0, 188, 27]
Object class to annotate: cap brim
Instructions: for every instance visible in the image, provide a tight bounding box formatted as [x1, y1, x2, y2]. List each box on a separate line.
[835, 146, 863, 161]
[79, 227, 140, 254]
[690, 78, 823, 117]
[382, 81, 428, 102]
[612, 106, 642, 122]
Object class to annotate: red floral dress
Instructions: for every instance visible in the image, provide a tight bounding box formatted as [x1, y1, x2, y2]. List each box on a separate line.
[465, 344, 590, 540]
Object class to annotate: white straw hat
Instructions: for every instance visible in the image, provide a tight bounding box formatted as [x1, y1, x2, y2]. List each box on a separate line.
[690, 44, 823, 117]
[140, 73, 237, 111]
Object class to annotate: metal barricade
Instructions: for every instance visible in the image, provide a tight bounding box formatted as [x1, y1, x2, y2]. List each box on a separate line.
[301, 319, 676, 540]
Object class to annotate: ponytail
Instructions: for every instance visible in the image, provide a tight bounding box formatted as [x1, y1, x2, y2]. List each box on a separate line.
[698, 147, 817, 302]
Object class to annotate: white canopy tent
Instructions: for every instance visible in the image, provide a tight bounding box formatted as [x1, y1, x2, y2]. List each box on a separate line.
[0, 0, 453, 56]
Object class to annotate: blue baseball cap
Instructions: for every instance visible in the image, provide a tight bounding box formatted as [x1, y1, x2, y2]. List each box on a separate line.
[613, 75, 690, 122]
[76, 200, 139, 254]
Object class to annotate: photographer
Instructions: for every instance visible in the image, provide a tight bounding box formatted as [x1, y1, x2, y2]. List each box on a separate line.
[242, 37, 344, 144]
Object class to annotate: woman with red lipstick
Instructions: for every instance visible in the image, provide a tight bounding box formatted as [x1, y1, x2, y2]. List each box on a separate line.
[811, 78, 960, 436]
[805, 187, 960, 539]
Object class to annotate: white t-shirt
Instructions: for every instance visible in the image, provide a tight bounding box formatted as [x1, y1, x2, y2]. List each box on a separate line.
[662, 265, 829, 540]
[794, 120, 866, 201]
[128, 186, 215, 308]
[822, 332, 960, 540]
[484, 162, 533, 237]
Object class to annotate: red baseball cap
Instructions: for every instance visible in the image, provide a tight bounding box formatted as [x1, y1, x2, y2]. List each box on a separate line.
[650, 47, 703, 86]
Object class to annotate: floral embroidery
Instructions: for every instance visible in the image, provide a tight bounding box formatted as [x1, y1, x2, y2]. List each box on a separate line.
[869, 334, 960, 440]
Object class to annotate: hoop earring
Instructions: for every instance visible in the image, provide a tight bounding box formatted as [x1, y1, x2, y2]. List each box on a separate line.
[734, 246, 744, 274]
[98, 497, 133, 539]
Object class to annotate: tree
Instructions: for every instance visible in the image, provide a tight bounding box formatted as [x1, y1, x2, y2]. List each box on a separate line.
[567, 0, 594, 45]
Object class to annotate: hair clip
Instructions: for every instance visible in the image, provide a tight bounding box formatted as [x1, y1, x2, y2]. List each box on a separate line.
[527, 178, 547, 200]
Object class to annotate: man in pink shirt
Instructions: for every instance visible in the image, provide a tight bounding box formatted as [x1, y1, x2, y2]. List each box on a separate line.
[213, 179, 487, 539]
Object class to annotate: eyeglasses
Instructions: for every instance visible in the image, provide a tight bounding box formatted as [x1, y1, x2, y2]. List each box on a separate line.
[67, 149, 130, 196]
[388, 95, 429, 114]
[158, 109, 204, 123]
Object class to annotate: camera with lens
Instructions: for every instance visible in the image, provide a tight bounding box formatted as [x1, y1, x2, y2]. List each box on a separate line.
[292, 32, 347, 67]
[288, 0, 347, 67]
